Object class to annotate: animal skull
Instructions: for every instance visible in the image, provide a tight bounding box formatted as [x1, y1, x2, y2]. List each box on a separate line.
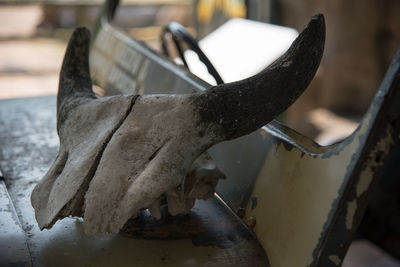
[31, 14, 325, 236]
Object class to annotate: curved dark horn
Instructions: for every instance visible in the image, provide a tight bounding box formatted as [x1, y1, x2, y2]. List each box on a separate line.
[194, 14, 325, 140]
[57, 27, 95, 131]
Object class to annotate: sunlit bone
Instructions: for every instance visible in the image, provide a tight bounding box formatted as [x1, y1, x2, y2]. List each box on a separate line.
[31, 14, 325, 236]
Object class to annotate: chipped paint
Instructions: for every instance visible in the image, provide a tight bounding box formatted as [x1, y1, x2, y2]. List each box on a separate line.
[345, 199, 357, 230]
[356, 129, 394, 197]
[356, 169, 374, 198]
[328, 255, 341, 265]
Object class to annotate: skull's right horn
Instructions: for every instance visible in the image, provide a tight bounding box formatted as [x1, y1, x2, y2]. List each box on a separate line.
[194, 14, 325, 141]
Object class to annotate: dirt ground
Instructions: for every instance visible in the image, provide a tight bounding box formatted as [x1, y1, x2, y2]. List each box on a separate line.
[0, 5, 399, 267]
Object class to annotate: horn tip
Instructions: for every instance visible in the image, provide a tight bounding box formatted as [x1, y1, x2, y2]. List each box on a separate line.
[311, 13, 325, 22]
[308, 13, 326, 35]
[61, 26, 91, 73]
[296, 13, 325, 52]
[70, 27, 91, 44]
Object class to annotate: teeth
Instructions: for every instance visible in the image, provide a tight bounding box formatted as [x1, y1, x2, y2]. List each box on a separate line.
[148, 198, 161, 220]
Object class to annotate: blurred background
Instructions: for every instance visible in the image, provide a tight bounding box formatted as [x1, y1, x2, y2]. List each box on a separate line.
[0, 0, 399, 266]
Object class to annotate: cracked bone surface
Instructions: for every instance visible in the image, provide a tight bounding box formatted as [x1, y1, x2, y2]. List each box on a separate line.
[31, 14, 325, 236]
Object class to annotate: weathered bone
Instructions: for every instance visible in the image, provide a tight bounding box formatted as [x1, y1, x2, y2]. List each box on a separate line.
[31, 14, 325, 236]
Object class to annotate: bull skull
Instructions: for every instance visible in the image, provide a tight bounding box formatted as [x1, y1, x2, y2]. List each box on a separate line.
[31, 14, 325, 236]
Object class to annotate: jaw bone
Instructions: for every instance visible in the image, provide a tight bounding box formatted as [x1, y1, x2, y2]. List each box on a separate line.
[31, 14, 325, 236]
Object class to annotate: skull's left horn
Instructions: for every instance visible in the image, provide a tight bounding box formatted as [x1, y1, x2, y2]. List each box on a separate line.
[194, 14, 325, 140]
[57, 27, 95, 132]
